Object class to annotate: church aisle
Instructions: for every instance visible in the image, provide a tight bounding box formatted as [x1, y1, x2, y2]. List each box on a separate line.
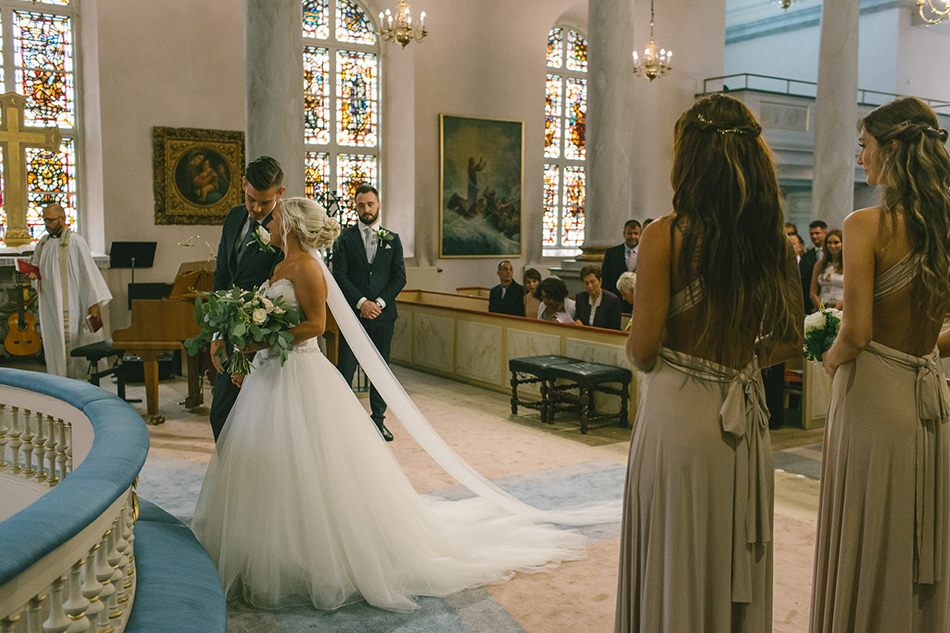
[101, 365, 820, 633]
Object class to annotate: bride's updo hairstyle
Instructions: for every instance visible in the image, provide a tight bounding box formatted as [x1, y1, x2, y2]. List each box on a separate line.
[278, 197, 341, 251]
[670, 93, 799, 366]
[861, 97, 950, 320]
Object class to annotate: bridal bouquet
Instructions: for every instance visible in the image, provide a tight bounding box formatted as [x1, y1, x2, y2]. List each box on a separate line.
[185, 286, 300, 375]
[802, 306, 842, 362]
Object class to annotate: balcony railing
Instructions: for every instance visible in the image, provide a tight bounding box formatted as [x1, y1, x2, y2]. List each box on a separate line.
[0, 368, 148, 632]
[702, 73, 950, 112]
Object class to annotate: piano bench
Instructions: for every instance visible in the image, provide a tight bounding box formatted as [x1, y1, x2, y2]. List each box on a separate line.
[70, 339, 127, 398]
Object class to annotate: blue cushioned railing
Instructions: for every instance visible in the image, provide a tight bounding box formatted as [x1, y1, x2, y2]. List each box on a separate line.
[0, 368, 148, 631]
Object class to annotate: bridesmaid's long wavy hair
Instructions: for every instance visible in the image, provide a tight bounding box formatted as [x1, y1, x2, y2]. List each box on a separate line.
[671, 94, 799, 366]
[861, 97, 950, 320]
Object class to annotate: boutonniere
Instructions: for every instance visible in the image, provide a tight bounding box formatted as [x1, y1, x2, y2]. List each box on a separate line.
[252, 225, 274, 252]
[376, 228, 394, 242]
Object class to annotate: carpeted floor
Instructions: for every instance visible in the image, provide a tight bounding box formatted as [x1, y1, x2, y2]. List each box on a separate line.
[101, 364, 822, 633]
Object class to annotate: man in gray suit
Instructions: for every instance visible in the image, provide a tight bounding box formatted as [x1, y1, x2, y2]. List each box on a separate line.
[333, 184, 407, 441]
[208, 156, 285, 441]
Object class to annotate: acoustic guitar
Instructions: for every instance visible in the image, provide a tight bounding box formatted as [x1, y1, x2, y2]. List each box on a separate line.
[5, 272, 41, 356]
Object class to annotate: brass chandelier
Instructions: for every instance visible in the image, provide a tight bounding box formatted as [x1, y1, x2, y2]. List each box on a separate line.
[632, 0, 672, 82]
[378, 0, 427, 48]
[917, 0, 950, 24]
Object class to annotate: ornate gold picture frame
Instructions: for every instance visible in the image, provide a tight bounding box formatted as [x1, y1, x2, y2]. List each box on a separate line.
[153, 126, 245, 225]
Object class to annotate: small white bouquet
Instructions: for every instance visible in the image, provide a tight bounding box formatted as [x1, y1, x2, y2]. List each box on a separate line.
[803, 306, 842, 362]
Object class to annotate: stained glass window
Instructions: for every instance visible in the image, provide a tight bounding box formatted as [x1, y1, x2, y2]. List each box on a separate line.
[336, 50, 377, 146]
[546, 27, 563, 69]
[304, 151, 329, 200]
[335, 0, 376, 45]
[337, 153, 376, 225]
[565, 77, 586, 160]
[14, 11, 74, 128]
[545, 74, 561, 159]
[0, 2, 78, 243]
[303, 0, 330, 39]
[303, 47, 330, 144]
[566, 29, 588, 72]
[302, 0, 378, 227]
[542, 165, 559, 246]
[562, 166, 585, 246]
[543, 27, 587, 251]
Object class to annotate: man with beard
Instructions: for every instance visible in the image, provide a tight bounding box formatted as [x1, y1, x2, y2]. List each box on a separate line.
[332, 184, 407, 442]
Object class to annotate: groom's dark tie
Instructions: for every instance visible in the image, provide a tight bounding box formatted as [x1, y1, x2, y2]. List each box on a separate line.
[239, 220, 259, 254]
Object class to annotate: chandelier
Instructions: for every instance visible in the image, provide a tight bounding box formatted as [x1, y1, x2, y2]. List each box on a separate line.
[772, 0, 804, 9]
[917, 0, 950, 24]
[632, 0, 672, 82]
[378, 0, 427, 48]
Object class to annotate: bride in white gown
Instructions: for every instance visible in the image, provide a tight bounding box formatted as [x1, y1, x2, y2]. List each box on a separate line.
[191, 198, 592, 612]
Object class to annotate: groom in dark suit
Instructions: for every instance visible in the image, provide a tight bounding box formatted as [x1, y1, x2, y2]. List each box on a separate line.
[333, 184, 407, 441]
[208, 156, 285, 441]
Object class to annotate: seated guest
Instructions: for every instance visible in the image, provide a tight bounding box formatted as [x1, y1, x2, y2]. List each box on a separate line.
[487, 260, 525, 316]
[523, 268, 542, 318]
[536, 277, 575, 323]
[616, 271, 637, 307]
[616, 272, 637, 331]
[574, 264, 622, 330]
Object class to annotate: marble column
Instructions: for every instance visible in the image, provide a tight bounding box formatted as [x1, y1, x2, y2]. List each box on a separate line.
[811, 0, 860, 230]
[244, 0, 306, 197]
[581, 0, 636, 260]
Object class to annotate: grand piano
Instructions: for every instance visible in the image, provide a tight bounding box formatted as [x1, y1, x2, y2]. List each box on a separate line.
[112, 260, 214, 424]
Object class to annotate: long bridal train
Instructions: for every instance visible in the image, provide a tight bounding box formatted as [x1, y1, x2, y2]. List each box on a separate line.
[192, 256, 619, 612]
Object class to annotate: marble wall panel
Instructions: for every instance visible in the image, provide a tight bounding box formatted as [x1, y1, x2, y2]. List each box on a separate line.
[506, 329, 562, 397]
[456, 321, 503, 385]
[565, 338, 633, 417]
[391, 313, 412, 362]
[412, 313, 454, 372]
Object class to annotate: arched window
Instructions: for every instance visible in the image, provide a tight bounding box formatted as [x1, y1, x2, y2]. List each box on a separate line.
[0, 0, 79, 241]
[302, 0, 379, 226]
[543, 26, 587, 255]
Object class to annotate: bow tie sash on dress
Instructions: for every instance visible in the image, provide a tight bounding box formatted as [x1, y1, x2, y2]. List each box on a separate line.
[660, 347, 772, 604]
[866, 340, 950, 584]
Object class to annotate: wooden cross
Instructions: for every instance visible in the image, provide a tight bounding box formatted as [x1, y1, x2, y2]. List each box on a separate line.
[0, 92, 61, 247]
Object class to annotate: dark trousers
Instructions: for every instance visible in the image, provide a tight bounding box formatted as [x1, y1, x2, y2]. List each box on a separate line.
[337, 317, 395, 424]
[210, 369, 240, 441]
[761, 362, 785, 429]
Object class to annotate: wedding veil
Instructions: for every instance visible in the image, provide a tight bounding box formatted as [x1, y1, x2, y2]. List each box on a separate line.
[310, 250, 622, 526]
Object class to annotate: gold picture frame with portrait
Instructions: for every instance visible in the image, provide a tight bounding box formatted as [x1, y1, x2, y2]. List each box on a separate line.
[153, 126, 245, 225]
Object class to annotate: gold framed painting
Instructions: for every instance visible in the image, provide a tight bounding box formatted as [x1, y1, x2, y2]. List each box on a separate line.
[439, 114, 523, 258]
[153, 126, 245, 225]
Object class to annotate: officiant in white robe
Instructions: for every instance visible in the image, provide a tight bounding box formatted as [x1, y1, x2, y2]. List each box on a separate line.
[29, 204, 112, 379]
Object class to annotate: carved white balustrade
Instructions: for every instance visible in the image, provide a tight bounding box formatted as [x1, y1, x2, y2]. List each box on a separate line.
[0, 371, 148, 633]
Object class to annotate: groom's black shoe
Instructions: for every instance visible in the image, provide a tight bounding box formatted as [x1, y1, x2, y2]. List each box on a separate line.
[374, 419, 394, 442]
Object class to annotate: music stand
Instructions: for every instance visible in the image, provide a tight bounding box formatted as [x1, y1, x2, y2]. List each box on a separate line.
[109, 242, 156, 284]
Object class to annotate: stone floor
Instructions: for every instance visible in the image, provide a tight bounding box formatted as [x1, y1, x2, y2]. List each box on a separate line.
[35, 361, 825, 632]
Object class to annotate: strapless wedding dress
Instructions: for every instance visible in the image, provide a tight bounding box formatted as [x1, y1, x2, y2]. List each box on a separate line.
[191, 278, 586, 612]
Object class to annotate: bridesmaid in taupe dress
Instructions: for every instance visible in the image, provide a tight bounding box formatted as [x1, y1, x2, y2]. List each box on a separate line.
[614, 94, 803, 632]
[811, 98, 950, 632]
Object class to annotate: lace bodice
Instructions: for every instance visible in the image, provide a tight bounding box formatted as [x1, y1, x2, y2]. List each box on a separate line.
[261, 278, 298, 309]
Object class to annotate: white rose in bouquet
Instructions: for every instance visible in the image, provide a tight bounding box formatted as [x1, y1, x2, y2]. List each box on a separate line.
[252, 308, 267, 325]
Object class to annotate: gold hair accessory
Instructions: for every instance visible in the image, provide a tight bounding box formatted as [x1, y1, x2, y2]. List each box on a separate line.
[695, 113, 761, 137]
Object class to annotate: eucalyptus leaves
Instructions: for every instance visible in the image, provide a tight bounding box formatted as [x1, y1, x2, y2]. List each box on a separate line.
[185, 285, 300, 375]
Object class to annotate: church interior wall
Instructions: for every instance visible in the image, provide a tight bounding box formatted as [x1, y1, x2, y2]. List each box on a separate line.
[74, 0, 950, 316]
[89, 0, 246, 325]
[410, 0, 584, 293]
